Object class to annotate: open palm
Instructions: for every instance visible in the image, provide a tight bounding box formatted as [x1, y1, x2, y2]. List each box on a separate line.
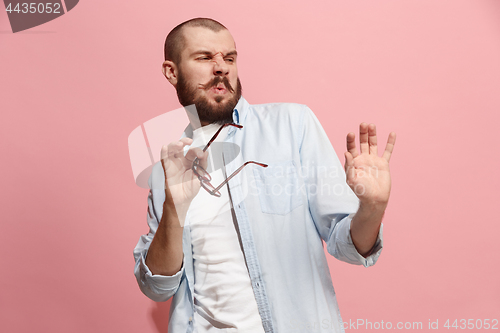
[344, 123, 396, 206]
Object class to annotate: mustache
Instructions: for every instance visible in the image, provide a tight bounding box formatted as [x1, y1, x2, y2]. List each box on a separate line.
[200, 76, 235, 93]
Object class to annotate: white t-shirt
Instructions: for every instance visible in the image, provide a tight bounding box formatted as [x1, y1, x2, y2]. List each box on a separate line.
[188, 124, 265, 333]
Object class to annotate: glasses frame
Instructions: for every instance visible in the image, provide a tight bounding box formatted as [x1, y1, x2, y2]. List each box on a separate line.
[192, 123, 267, 197]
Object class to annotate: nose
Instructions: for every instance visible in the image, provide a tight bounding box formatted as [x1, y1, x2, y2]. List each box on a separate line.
[212, 53, 229, 76]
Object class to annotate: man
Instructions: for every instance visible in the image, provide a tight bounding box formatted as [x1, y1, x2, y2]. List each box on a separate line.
[134, 18, 396, 333]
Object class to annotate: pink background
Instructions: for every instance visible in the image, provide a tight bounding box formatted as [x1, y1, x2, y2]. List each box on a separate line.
[1, 0, 499, 332]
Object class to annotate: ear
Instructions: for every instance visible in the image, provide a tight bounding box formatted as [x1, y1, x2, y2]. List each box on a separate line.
[162, 60, 178, 86]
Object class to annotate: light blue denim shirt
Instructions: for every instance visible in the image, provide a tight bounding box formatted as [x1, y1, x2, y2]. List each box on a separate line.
[134, 97, 383, 333]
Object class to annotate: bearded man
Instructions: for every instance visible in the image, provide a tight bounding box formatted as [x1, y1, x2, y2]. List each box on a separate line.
[134, 18, 396, 333]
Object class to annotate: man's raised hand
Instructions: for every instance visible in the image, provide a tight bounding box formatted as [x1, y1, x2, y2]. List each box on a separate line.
[344, 123, 396, 208]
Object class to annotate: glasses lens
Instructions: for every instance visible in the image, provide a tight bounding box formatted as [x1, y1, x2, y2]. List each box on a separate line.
[193, 163, 211, 182]
[201, 180, 221, 197]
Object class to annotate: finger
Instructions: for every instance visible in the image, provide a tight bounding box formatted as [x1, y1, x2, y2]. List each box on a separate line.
[368, 123, 378, 155]
[344, 152, 355, 185]
[185, 147, 206, 163]
[198, 150, 209, 170]
[179, 137, 193, 146]
[165, 141, 183, 158]
[382, 132, 396, 162]
[160, 145, 172, 173]
[161, 144, 183, 167]
[359, 122, 369, 154]
[185, 147, 209, 170]
[165, 138, 193, 158]
[346, 132, 359, 158]
[184, 147, 203, 162]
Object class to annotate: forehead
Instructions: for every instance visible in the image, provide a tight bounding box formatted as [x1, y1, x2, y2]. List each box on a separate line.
[181, 26, 236, 56]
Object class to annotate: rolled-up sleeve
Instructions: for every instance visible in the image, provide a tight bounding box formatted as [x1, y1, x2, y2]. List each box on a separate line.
[327, 213, 383, 267]
[134, 239, 185, 302]
[133, 162, 184, 302]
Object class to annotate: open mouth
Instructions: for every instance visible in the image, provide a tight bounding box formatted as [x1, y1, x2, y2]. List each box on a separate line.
[201, 77, 235, 94]
[211, 84, 227, 94]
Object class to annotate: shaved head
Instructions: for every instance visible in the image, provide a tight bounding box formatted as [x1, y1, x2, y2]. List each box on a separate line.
[164, 18, 228, 65]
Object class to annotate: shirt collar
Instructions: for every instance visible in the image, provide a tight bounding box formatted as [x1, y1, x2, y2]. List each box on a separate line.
[228, 96, 249, 135]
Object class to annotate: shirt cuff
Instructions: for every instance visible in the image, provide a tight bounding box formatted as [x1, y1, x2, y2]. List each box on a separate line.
[328, 213, 384, 267]
[346, 217, 383, 267]
[137, 250, 184, 294]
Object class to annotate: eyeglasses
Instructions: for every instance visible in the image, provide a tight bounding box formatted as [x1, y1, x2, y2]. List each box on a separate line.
[192, 123, 268, 197]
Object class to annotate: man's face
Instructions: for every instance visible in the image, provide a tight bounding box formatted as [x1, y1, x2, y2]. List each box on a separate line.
[174, 26, 241, 125]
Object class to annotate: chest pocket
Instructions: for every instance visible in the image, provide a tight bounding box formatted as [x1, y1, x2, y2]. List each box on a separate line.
[252, 160, 303, 215]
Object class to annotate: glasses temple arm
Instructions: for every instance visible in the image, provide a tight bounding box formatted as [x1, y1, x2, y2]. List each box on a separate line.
[212, 161, 267, 192]
[202, 123, 243, 152]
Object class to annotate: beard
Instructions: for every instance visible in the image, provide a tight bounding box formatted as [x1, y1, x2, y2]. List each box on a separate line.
[176, 71, 242, 125]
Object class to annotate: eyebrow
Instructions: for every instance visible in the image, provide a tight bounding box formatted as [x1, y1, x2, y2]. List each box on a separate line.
[191, 50, 238, 57]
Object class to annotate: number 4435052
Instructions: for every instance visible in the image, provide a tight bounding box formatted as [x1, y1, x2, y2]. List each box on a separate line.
[444, 319, 498, 330]
[5, 2, 62, 14]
